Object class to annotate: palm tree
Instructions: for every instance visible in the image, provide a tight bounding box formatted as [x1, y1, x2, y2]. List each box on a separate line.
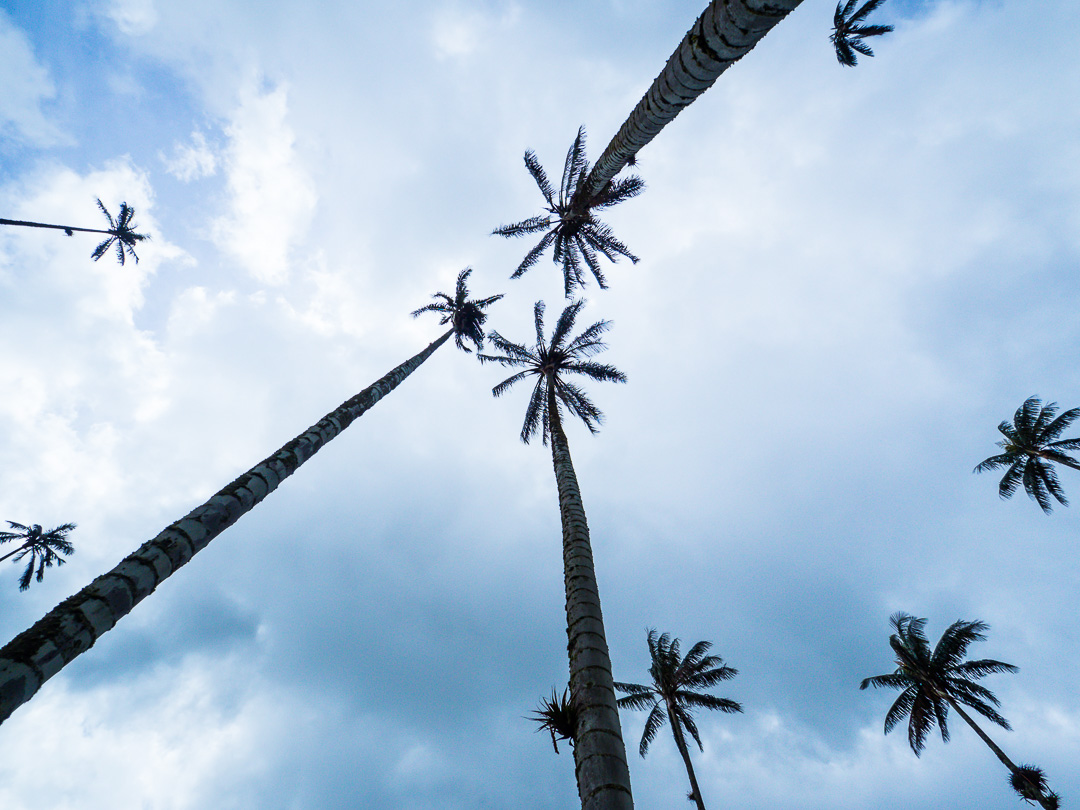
[0, 522, 76, 591]
[493, 127, 643, 297]
[528, 686, 579, 754]
[974, 395, 1080, 514]
[479, 300, 632, 810]
[831, 0, 893, 67]
[0, 268, 500, 725]
[615, 630, 742, 810]
[861, 613, 1059, 809]
[0, 199, 149, 264]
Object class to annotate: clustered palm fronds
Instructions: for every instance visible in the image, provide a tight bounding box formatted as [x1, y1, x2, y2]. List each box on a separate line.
[492, 127, 643, 297]
[92, 198, 149, 265]
[527, 687, 579, 754]
[1011, 765, 1060, 808]
[0, 521, 76, 591]
[478, 299, 626, 444]
[974, 395, 1080, 513]
[410, 267, 503, 352]
[831, 0, 893, 67]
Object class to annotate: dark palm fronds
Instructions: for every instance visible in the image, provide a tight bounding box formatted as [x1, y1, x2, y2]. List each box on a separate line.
[527, 687, 579, 754]
[492, 127, 643, 297]
[974, 395, 1080, 513]
[0, 521, 76, 591]
[478, 299, 626, 444]
[831, 0, 893, 67]
[1011, 765, 1059, 808]
[410, 267, 503, 352]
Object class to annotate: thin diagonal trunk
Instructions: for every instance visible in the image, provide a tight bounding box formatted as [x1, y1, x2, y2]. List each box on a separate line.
[547, 381, 633, 810]
[579, 0, 804, 202]
[0, 328, 453, 725]
[0, 218, 114, 236]
[667, 705, 707, 810]
[0, 545, 29, 564]
[947, 698, 1057, 810]
[1038, 451, 1080, 472]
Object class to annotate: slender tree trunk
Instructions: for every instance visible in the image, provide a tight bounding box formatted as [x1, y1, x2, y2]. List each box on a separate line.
[947, 698, 1056, 810]
[0, 218, 113, 235]
[667, 705, 707, 810]
[0, 545, 29, 565]
[0, 328, 453, 725]
[579, 0, 804, 203]
[1041, 451, 1080, 472]
[547, 382, 634, 810]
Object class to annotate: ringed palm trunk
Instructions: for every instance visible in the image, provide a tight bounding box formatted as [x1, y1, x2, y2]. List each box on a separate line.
[0, 328, 453, 725]
[666, 705, 707, 810]
[547, 382, 634, 810]
[946, 697, 1056, 810]
[579, 0, 804, 202]
[0, 217, 116, 237]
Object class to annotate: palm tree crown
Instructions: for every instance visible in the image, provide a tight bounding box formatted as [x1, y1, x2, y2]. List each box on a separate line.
[860, 613, 1016, 755]
[492, 127, 644, 298]
[479, 299, 626, 443]
[974, 395, 1080, 514]
[91, 199, 149, 265]
[0, 522, 76, 591]
[527, 686, 579, 754]
[831, 0, 893, 67]
[410, 267, 503, 352]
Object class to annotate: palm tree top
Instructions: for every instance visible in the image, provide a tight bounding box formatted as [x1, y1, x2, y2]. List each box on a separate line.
[0, 521, 76, 591]
[492, 126, 644, 297]
[831, 0, 893, 67]
[410, 267, 503, 353]
[615, 628, 743, 758]
[860, 612, 1018, 755]
[92, 199, 149, 265]
[974, 395, 1080, 513]
[527, 687, 579, 754]
[478, 299, 626, 444]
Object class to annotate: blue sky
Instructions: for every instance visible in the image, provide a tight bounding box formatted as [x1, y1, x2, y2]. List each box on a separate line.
[1, 1, 1079, 808]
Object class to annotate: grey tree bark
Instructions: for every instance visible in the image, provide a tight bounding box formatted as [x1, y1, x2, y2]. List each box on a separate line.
[547, 381, 634, 810]
[0, 328, 453, 724]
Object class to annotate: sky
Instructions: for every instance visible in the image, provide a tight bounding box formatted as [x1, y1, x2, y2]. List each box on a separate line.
[0, 0, 1078, 808]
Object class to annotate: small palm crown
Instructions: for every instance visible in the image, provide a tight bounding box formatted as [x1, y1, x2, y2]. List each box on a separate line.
[527, 687, 579, 754]
[1011, 765, 1060, 808]
[492, 126, 644, 297]
[831, 0, 894, 67]
[478, 299, 626, 444]
[973, 395, 1080, 514]
[0, 521, 77, 591]
[614, 629, 742, 758]
[860, 613, 1017, 756]
[92, 198, 149, 265]
[410, 267, 503, 352]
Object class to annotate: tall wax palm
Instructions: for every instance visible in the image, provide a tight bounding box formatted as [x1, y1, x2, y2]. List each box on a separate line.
[615, 630, 742, 810]
[0, 522, 76, 592]
[0, 199, 149, 264]
[830, 0, 893, 67]
[479, 300, 632, 810]
[861, 613, 1059, 809]
[974, 395, 1080, 514]
[0, 268, 501, 725]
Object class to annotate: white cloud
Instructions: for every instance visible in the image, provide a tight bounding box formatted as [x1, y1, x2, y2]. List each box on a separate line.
[0, 11, 69, 147]
[160, 131, 218, 182]
[106, 0, 158, 36]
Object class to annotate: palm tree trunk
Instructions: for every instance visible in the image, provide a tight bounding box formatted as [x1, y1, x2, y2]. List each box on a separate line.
[0, 218, 113, 235]
[579, 0, 804, 202]
[667, 706, 707, 810]
[0, 545, 29, 565]
[547, 382, 634, 810]
[0, 328, 453, 725]
[947, 698, 1056, 810]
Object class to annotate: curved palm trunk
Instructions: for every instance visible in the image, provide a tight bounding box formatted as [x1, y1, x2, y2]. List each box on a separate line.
[0, 217, 114, 236]
[0, 328, 453, 725]
[0, 545, 30, 565]
[548, 384, 634, 810]
[579, 0, 804, 202]
[947, 698, 1057, 810]
[666, 705, 707, 810]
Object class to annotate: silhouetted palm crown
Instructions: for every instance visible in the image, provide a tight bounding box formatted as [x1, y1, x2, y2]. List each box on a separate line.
[615, 630, 742, 758]
[479, 300, 626, 444]
[92, 199, 149, 265]
[410, 267, 503, 352]
[0, 521, 76, 591]
[492, 127, 643, 297]
[974, 395, 1080, 514]
[860, 613, 1017, 755]
[527, 687, 579, 754]
[831, 0, 893, 67]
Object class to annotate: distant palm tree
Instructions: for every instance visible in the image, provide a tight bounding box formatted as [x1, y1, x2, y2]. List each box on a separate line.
[831, 0, 893, 67]
[0, 199, 149, 264]
[0, 268, 500, 725]
[861, 613, 1059, 809]
[480, 300, 633, 809]
[615, 629, 742, 810]
[0, 522, 76, 591]
[493, 126, 643, 297]
[974, 395, 1080, 514]
[528, 686, 579, 754]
